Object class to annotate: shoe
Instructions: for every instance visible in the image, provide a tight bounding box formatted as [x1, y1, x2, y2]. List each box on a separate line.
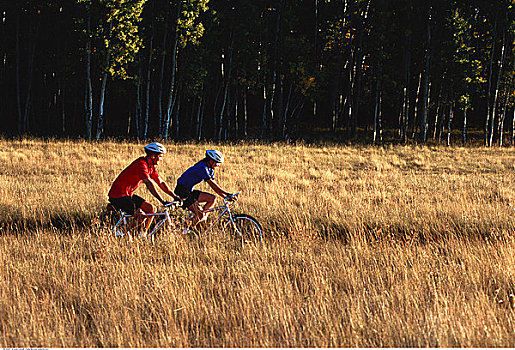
[182, 229, 194, 235]
[115, 230, 124, 237]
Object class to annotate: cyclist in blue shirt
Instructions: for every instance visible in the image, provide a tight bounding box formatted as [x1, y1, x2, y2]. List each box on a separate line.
[174, 150, 236, 228]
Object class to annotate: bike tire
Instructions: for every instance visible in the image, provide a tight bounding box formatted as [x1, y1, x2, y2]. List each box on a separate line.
[223, 214, 263, 244]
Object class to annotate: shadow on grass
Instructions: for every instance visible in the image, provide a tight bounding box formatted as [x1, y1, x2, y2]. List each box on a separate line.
[0, 204, 107, 234]
[1, 204, 512, 245]
[294, 219, 515, 245]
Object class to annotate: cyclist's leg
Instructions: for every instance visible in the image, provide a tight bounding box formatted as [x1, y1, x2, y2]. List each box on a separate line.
[139, 201, 156, 234]
[125, 195, 155, 234]
[187, 201, 204, 228]
[188, 192, 216, 229]
[109, 196, 137, 235]
[198, 192, 216, 216]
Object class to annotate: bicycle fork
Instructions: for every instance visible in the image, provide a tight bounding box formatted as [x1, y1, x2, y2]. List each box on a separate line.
[225, 208, 244, 240]
[112, 213, 132, 237]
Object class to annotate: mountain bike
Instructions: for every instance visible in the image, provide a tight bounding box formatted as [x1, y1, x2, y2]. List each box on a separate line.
[103, 192, 263, 245]
[103, 200, 181, 243]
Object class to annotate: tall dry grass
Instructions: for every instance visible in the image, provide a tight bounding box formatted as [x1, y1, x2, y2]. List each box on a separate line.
[1, 138, 514, 347]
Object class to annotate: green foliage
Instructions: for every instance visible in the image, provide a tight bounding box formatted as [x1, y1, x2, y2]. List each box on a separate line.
[74, 0, 147, 79]
[177, 0, 209, 47]
[106, 0, 147, 79]
[7, 0, 515, 140]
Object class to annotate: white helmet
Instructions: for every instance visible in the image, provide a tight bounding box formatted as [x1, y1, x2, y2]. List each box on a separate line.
[206, 149, 224, 163]
[144, 142, 167, 154]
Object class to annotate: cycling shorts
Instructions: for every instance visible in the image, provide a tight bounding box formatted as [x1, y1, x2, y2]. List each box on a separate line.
[174, 184, 201, 209]
[109, 195, 145, 215]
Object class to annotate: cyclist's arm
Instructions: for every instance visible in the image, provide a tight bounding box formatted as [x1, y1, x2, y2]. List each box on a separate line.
[206, 178, 230, 198]
[143, 178, 166, 204]
[155, 177, 180, 200]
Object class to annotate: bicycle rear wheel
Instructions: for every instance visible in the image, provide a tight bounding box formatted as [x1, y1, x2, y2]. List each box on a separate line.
[223, 214, 263, 244]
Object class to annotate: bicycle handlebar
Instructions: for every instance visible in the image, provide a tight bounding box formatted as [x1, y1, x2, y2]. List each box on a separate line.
[162, 192, 239, 209]
[224, 191, 241, 203]
[164, 200, 182, 208]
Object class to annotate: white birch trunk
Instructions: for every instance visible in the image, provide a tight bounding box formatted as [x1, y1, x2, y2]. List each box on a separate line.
[489, 29, 505, 147]
[85, 14, 93, 140]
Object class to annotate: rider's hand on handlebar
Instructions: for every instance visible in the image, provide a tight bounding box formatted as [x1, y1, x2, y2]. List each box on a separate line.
[225, 193, 237, 202]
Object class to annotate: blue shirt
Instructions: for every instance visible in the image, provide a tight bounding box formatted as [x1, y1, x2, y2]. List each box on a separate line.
[176, 160, 214, 191]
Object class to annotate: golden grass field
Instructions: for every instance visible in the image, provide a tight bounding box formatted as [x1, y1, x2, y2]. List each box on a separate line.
[1, 138, 514, 347]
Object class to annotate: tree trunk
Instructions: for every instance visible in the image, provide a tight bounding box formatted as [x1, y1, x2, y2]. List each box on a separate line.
[243, 87, 248, 138]
[18, 10, 39, 135]
[446, 104, 453, 146]
[432, 104, 439, 140]
[174, 91, 181, 139]
[234, 86, 239, 138]
[290, 100, 305, 140]
[336, 1, 349, 132]
[351, 52, 364, 138]
[158, 17, 169, 138]
[227, 88, 238, 140]
[499, 78, 511, 146]
[135, 56, 143, 139]
[85, 13, 93, 140]
[58, 76, 66, 134]
[331, 89, 340, 131]
[412, 72, 422, 139]
[95, 65, 109, 141]
[15, 10, 22, 135]
[489, 29, 505, 147]
[261, 85, 268, 138]
[164, 5, 181, 141]
[281, 82, 293, 140]
[164, 37, 178, 141]
[96, 18, 111, 143]
[144, 20, 154, 140]
[402, 87, 409, 143]
[348, 0, 369, 138]
[431, 82, 443, 139]
[268, 0, 285, 135]
[512, 109, 515, 145]
[434, 101, 443, 141]
[212, 80, 222, 139]
[346, 57, 354, 136]
[485, 21, 497, 146]
[462, 107, 467, 146]
[420, 6, 432, 143]
[218, 33, 233, 141]
[499, 105, 507, 147]
[195, 85, 205, 140]
[373, 72, 382, 145]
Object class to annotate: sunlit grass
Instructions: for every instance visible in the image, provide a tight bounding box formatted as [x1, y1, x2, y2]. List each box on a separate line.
[1, 139, 514, 347]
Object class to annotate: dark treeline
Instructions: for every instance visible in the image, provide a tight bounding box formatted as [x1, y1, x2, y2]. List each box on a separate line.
[2, 0, 515, 145]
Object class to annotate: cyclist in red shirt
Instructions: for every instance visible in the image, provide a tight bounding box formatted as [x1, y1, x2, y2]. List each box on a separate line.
[108, 142, 179, 237]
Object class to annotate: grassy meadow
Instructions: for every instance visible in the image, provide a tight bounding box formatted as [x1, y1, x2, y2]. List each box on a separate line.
[1, 138, 515, 347]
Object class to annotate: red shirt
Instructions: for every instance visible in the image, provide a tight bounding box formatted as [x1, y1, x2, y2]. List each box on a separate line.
[108, 157, 160, 198]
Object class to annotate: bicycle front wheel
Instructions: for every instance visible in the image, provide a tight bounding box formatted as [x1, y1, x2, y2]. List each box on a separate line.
[223, 214, 263, 244]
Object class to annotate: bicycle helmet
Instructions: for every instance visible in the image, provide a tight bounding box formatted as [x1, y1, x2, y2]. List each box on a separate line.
[206, 149, 224, 163]
[144, 142, 167, 154]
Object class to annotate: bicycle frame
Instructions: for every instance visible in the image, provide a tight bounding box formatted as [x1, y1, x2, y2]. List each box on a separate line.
[111, 204, 174, 240]
[189, 192, 241, 235]
[109, 194, 245, 241]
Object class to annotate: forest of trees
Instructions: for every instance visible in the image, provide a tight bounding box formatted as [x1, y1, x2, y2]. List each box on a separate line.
[2, 0, 515, 145]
